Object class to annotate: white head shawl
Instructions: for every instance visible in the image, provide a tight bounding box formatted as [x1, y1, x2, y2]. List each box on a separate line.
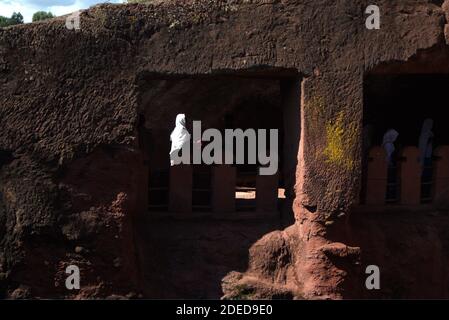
[418, 118, 434, 165]
[169, 114, 190, 160]
[382, 129, 399, 163]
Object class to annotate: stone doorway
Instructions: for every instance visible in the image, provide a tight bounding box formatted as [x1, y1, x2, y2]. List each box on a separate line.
[135, 71, 302, 298]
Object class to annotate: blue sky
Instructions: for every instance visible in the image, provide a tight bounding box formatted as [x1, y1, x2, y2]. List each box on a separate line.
[0, 0, 126, 22]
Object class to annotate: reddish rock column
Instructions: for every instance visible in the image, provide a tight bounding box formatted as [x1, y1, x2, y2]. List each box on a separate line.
[256, 171, 279, 213]
[169, 165, 192, 213]
[365, 146, 388, 205]
[434, 146, 449, 206]
[399, 147, 421, 206]
[281, 79, 301, 221]
[211, 165, 236, 213]
[295, 74, 365, 300]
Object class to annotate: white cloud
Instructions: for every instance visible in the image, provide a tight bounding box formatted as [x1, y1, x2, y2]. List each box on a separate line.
[0, 0, 126, 23]
[26, 1, 77, 6]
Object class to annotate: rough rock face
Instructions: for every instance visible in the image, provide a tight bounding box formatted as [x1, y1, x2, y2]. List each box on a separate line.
[1, 0, 449, 299]
[222, 225, 301, 299]
[0, 148, 145, 298]
[349, 209, 449, 299]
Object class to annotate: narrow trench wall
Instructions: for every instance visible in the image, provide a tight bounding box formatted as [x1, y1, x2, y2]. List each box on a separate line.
[280, 79, 301, 226]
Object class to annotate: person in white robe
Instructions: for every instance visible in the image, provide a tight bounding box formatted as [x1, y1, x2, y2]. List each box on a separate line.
[382, 129, 399, 164]
[418, 118, 434, 168]
[169, 114, 191, 166]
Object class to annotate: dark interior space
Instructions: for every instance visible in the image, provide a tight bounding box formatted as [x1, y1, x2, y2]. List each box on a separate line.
[364, 74, 449, 148]
[362, 74, 449, 204]
[134, 73, 301, 298]
[0, 150, 13, 169]
[138, 75, 300, 217]
[352, 71, 449, 299]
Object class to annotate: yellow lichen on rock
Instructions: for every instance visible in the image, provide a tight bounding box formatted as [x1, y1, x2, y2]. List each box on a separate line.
[323, 111, 356, 170]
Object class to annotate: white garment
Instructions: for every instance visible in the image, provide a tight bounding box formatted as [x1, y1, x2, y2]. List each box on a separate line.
[382, 129, 399, 164]
[418, 118, 434, 165]
[169, 114, 190, 166]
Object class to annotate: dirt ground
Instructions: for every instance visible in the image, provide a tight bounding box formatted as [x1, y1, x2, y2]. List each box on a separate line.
[135, 212, 283, 299]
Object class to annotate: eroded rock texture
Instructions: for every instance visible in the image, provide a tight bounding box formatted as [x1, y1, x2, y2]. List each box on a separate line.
[1, 0, 449, 299]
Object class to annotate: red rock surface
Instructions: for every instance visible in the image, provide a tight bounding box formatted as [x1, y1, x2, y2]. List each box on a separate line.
[1, 0, 449, 299]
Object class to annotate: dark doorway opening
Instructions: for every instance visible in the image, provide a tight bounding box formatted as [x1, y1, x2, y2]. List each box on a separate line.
[138, 74, 301, 221]
[135, 71, 301, 298]
[362, 74, 449, 205]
